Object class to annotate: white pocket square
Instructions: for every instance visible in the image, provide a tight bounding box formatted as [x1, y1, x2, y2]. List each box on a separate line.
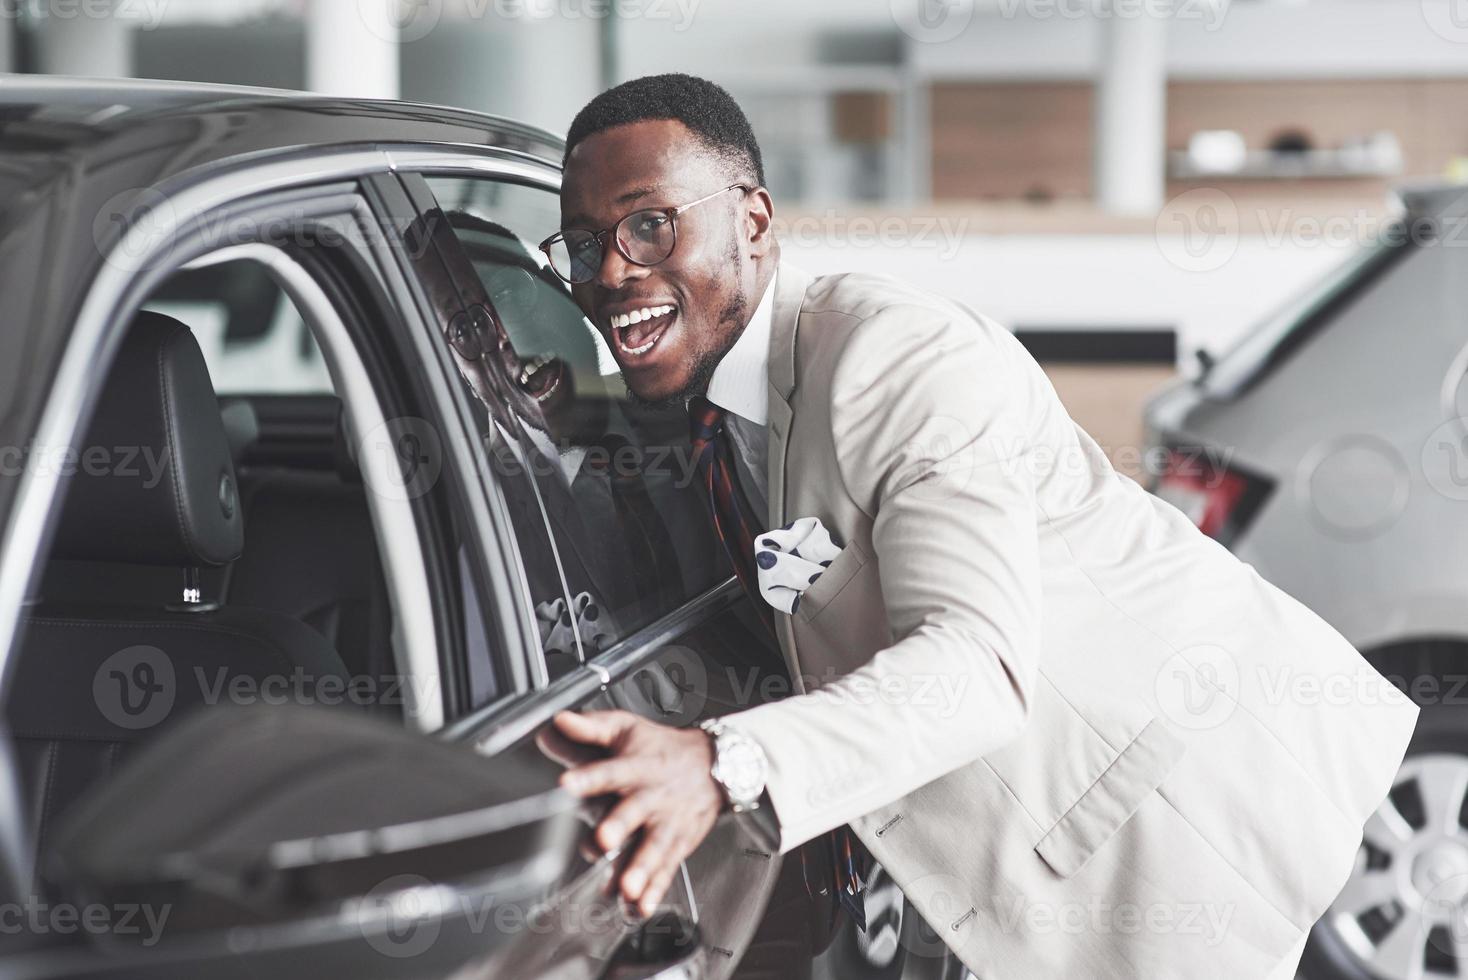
[754, 516, 842, 614]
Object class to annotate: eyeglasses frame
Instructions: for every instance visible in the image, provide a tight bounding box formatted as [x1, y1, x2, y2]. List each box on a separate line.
[538, 183, 750, 284]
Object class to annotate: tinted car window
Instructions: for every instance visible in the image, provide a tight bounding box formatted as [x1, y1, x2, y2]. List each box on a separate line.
[426, 176, 728, 674]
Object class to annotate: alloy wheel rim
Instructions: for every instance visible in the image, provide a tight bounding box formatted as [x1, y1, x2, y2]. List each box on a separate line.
[1327, 753, 1468, 979]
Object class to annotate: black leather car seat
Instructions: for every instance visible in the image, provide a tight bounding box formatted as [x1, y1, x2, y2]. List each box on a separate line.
[6, 312, 352, 881]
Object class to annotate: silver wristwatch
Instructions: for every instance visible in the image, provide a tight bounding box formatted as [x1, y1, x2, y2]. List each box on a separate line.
[699, 718, 768, 813]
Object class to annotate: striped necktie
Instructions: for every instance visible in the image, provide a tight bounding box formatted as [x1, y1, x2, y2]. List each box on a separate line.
[687, 396, 778, 639]
[686, 396, 869, 933]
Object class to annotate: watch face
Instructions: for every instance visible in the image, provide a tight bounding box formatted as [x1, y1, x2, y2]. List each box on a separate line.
[717, 736, 767, 804]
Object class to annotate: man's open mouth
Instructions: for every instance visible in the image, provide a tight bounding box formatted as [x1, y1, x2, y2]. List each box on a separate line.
[608, 304, 677, 359]
[518, 353, 563, 404]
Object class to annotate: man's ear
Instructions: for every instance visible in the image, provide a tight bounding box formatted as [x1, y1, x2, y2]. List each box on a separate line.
[745, 187, 776, 258]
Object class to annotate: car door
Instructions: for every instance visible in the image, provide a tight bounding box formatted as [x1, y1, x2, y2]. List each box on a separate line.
[0, 155, 767, 980]
[374, 161, 797, 978]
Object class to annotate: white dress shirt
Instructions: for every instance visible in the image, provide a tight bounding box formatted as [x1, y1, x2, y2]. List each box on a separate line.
[699, 272, 777, 520]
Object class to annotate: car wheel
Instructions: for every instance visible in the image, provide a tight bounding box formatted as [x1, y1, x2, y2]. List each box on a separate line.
[1303, 701, 1468, 979]
[818, 864, 973, 980]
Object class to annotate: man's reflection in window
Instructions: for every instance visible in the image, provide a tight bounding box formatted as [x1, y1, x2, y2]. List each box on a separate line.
[437, 213, 706, 677]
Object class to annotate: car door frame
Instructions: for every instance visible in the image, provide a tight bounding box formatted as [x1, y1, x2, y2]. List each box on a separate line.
[0, 150, 558, 881]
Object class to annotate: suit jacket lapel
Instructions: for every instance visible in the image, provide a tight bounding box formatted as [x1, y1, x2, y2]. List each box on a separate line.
[765, 261, 813, 530]
[764, 261, 813, 684]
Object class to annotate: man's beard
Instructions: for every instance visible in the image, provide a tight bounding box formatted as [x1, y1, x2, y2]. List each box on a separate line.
[628, 290, 749, 413]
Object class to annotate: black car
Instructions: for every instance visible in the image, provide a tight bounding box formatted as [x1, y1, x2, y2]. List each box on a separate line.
[0, 77, 966, 980]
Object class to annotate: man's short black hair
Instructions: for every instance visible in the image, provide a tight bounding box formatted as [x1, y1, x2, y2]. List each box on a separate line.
[564, 73, 765, 187]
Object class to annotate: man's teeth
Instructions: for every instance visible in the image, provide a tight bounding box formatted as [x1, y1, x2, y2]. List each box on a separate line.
[610, 305, 675, 330]
[518, 353, 552, 386]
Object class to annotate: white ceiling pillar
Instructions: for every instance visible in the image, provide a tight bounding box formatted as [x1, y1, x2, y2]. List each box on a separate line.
[305, 0, 400, 100]
[31, 2, 134, 78]
[1093, 4, 1167, 215]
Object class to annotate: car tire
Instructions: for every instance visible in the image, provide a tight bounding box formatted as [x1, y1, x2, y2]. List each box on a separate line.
[1301, 698, 1468, 980]
[818, 865, 971, 980]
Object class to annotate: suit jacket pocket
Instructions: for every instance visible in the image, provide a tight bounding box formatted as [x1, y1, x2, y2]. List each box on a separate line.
[1034, 718, 1187, 878]
[795, 535, 870, 624]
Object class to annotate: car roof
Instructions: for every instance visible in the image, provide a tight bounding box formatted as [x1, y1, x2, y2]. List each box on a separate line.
[0, 74, 566, 200]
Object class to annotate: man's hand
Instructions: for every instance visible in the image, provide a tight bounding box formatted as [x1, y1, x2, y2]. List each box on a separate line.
[552, 709, 724, 916]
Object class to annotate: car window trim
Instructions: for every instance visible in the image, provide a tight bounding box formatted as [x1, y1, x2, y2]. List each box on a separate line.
[360, 171, 555, 699]
[396, 170, 604, 688]
[441, 577, 743, 755]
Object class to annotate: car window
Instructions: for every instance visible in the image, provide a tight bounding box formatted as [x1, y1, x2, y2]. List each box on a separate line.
[1201, 222, 1408, 397]
[424, 176, 729, 677]
[143, 259, 333, 394]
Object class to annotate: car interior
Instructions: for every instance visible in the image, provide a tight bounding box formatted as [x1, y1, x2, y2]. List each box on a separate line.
[5, 258, 399, 897]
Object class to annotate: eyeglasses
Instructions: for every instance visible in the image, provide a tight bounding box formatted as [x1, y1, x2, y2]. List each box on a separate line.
[539, 184, 748, 285]
[445, 306, 497, 361]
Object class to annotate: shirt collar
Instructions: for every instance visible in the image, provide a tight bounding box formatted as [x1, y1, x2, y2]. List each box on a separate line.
[701, 271, 777, 426]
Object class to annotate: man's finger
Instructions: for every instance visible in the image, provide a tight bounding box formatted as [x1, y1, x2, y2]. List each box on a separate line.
[620, 822, 679, 908]
[636, 843, 688, 917]
[596, 791, 654, 853]
[553, 709, 638, 748]
[561, 756, 643, 797]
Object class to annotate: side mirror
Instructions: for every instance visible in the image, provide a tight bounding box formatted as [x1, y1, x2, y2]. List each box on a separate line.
[26, 705, 580, 978]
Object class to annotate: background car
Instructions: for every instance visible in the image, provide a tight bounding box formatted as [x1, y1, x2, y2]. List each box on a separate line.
[1145, 183, 1468, 980]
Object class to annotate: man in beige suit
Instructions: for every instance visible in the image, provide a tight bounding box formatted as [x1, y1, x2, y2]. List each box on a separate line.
[546, 74, 1419, 979]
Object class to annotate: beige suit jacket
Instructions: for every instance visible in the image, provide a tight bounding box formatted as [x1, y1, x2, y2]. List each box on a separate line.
[730, 262, 1419, 977]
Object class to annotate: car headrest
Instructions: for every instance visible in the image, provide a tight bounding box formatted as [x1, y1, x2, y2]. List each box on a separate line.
[49, 311, 243, 567]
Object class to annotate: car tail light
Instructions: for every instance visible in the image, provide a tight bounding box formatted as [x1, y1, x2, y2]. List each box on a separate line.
[1151, 446, 1272, 546]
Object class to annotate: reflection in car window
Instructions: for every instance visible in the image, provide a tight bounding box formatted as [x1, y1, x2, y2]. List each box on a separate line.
[426, 177, 728, 678]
